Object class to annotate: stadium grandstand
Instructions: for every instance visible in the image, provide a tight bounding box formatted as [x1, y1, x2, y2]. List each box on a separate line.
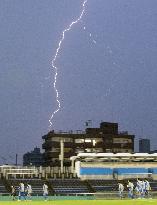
[0, 153, 157, 200]
[71, 153, 157, 180]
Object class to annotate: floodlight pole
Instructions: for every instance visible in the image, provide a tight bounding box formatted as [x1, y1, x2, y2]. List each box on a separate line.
[15, 154, 18, 166]
[60, 139, 64, 173]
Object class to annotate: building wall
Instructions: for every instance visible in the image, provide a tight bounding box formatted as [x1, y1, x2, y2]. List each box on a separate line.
[139, 139, 150, 153]
[42, 122, 135, 166]
[77, 161, 157, 180]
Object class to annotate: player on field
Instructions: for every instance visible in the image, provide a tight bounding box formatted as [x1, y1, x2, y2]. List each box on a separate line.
[26, 183, 32, 200]
[135, 180, 141, 199]
[136, 179, 143, 198]
[11, 185, 16, 201]
[145, 179, 151, 198]
[118, 182, 124, 199]
[43, 183, 48, 201]
[18, 182, 26, 201]
[127, 180, 134, 199]
[141, 180, 146, 198]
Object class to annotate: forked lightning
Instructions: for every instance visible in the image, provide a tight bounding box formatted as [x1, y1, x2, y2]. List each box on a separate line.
[49, 0, 88, 129]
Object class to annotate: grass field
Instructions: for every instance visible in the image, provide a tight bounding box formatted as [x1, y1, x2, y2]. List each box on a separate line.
[0, 200, 156, 205]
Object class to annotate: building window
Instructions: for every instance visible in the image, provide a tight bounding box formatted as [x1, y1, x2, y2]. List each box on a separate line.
[52, 137, 61, 142]
[85, 139, 92, 143]
[51, 148, 60, 152]
[93, 138, 103, 143]
[63, 138, 73, 142]
[106, 149, 112, 153]
[93, 148, 103, 152]
[85, 148, 92, 152]
[64, 148, 72, 152]
[113, 138, 131, 144]
[113, 148, 132, 153]
[85, 148, 103, 152]
[75, 148, 84, 153]
[75, 139, 84, 143]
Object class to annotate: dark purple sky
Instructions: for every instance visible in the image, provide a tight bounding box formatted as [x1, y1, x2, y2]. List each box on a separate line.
[0, 0, 157, 164]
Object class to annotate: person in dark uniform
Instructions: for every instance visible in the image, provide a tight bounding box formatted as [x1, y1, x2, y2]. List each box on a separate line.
[11, 185, 16, 200]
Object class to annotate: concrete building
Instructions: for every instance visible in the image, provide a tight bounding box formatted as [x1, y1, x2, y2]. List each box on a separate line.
[42, 122, 135, 166]
[23, 147, 44, 166]
[139, 138, 150, 153]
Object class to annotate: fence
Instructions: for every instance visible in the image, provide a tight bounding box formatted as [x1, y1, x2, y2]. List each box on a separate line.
[0, 191, 157, 201]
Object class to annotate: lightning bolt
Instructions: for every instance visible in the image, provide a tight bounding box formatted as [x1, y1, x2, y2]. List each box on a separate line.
[49, 0, 88, 129]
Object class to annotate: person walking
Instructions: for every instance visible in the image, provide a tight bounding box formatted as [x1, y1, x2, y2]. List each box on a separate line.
[43, 183, 48, 201]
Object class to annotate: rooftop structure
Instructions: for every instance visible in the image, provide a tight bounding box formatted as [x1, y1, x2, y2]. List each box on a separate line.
[71, 152, 157, 162]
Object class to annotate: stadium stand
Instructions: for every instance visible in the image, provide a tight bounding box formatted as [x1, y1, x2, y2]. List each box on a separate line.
[0, 153, 157, 198]
[77, 165, 151, 180]
[114, 168, 149, 180]
[0, 177, 157, 199]
[149, 168, 157, 180]
[8, 178, 47, 196]
[149, 180, 157, 191]
[72, 153, 157, 180]
[87, 179, 118, 192]
[49, 179, 91, 194]
[0, 180, 9, 195]
[80, 167, 113, 180]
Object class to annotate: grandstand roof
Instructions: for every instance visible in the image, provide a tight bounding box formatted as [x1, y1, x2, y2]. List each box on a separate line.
[70, 153, 157, 162]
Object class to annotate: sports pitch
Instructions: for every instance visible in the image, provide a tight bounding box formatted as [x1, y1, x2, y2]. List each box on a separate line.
[0, 200, 156, 205]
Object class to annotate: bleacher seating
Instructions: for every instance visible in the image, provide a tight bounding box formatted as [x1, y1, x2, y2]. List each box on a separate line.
[0, 180, 9, 195]
[8, 178, 45, 196]
[2, 178, 157, 196]
[88, 179, 118, 192]
[149, 180, 157, 191]
[49, 179, 91, 194]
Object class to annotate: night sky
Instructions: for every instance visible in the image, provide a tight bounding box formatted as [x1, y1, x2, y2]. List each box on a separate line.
[0, 0, 157, 164]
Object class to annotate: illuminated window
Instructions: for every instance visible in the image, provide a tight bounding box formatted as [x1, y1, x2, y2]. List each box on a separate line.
[63, 138, 73, 142]
[85, 139, 91, 143]
[75, 139, 84, 143]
